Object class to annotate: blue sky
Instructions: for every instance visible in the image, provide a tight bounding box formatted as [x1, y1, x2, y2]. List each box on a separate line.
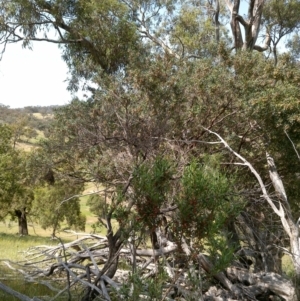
[0, 42, 72, 108]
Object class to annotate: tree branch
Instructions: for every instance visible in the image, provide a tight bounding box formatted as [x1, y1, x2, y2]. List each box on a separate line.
[203, 127, 292, 237]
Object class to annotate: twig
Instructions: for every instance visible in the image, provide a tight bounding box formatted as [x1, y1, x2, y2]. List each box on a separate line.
[285, 130, 300, 161]
[55, 236, 71, 301]
[82, 243, 100, 274]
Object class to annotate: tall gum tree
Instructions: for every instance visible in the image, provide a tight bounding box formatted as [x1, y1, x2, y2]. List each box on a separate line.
[1, 0, 300, 66]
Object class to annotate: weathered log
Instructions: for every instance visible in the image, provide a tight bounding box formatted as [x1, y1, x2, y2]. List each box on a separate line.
[226, 267, 297, 301]
[198, 254, 233, 291]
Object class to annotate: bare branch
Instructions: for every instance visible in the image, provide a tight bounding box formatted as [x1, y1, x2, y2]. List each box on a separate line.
[138, 28, 181, 59]
[203, 127, 292, 237]
[266, 152, 288, 205]
[285, 130, 300, 161]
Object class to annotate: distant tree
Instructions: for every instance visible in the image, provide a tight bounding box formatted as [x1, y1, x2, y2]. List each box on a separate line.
[0, 124, 34, 235]
[9, 117, 38, 146]
[32, 182, 86, 238]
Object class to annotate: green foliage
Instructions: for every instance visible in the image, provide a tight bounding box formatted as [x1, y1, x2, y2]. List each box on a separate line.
[263, 0, 300, 44]
[234, 52, 300, 215]
[114, 266, 168, 301]
[287, 33, 300, 60]
[175, 158, 241, 246]
[87, 194, 106, 219]
[0, 124, 12, 154]
[62, 0, 139, 89]
[87, 193, 110, 232]
[3, 0, 300, 297]
[132, 157, 173, 228]
[0, 106, 53, 139]
[207, 235, 236, 274]
[170, 3, 229, 57]
[33, 182, 85, 236]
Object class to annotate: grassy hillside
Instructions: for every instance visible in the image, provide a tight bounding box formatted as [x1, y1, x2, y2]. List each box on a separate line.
[0, 104, 56, 151]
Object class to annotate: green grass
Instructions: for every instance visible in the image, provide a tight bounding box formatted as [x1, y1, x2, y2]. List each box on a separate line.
[0, 234, 66, 301]
[0, 275, 60, 301]
[0, 233, 59, 262]
[0, 183, 117, 299]
[282, 254, 295, 279]
[79, 194, 99, 231]
[0, 219, 88, 240]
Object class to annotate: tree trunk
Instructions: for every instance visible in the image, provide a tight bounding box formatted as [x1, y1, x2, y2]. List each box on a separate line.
[288, 222, 300, 294]
[15, 208, 28, 236]
[224, 0, 270, 52]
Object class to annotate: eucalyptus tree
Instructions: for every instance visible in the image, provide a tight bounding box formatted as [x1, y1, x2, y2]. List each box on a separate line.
[1, 0, 300, 68]
[2, 0, 300, 300]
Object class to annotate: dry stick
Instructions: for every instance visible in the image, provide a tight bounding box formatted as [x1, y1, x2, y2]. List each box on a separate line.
[160, 271, 181, 301]
[100, 280, 111, 301]
[58, 260, 103, 296]
[129, 233, 137, 274]
[49, 274, 87, 301]
[58, 188, 110, 209]
[27, 215, 37, 236]
[2, 261, 26, 275]
[92, 244, 123, 288]
[140, 257, 154, 270]
[63, 230, 106, 240]
[285, 130, 300, 161]
[101, 275, 120, 291]
[282, 130, 300, 252]
[198, 253, 232, 291]
[55, 236, 71, 301]
[2, 261, 61, 293]
[85, 264, 92, 298]
[82, 243, 100, 274]
[203, 127, 291, 237]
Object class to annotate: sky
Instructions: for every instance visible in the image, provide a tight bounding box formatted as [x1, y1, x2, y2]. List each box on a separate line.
[0, 42, 73, 109]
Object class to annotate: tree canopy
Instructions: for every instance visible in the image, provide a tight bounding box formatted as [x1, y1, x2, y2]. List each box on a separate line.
[1, 0, 300, 300]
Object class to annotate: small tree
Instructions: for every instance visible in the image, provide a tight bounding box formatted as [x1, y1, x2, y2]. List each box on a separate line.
[33, 182, 86, 238]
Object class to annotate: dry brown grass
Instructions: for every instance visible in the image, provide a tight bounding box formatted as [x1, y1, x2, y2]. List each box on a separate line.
[15, 142, 37, 152]
[32, 113, 53, 120]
